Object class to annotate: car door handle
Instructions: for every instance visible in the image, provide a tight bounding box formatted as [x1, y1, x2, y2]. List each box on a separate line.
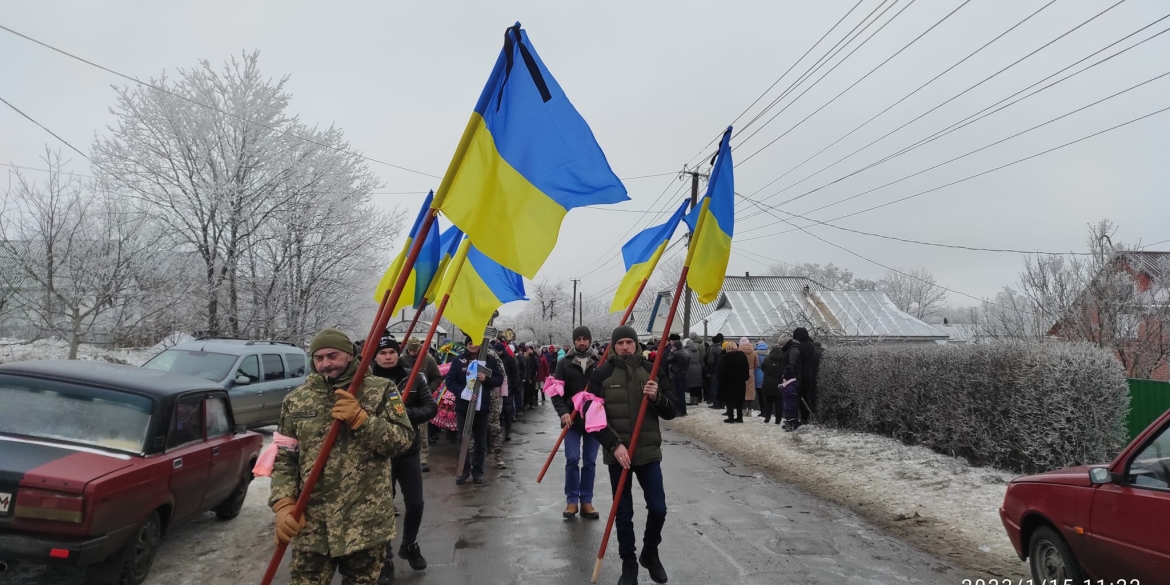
[212, 446, 220, 455]
[173, 458, 183, 469]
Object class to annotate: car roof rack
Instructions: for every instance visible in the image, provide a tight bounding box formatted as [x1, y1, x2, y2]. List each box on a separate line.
[244, 340, 297, 347]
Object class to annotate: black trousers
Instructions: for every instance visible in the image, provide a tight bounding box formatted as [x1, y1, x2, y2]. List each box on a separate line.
[390, 451, 424, 546]
[799, 378, 818, 421]
[455, 399, 489, 475]
[759, 394, 781, 421]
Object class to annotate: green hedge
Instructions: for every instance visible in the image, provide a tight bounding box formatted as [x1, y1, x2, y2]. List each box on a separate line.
[817, 342, 1130, 474]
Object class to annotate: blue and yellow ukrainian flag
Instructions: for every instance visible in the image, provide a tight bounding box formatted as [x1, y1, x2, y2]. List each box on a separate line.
[684, 127, 734, 304]
[443, 237, 528, 338]
[423, 224, 465, 305]
[433, 23, 628, 279]
[374, 191, 441, 314]
[609, 200, 690, 313]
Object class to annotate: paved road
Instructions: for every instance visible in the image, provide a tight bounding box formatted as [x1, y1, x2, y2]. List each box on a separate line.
[302, 402, 957, 585]
[8, 402, 961, 584]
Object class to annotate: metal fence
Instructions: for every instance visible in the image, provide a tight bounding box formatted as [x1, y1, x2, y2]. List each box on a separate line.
[1127, 379, 1170, 441]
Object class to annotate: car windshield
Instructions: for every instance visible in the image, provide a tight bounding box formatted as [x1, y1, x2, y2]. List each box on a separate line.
[0, 374, 153, 454]
[143, 349, 237, 382]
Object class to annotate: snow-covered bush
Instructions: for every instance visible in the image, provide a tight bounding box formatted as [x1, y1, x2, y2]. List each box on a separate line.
[817, 342, 1130, 474]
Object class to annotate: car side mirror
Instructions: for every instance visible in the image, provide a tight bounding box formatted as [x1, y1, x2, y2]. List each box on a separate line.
[234, 375, 252, 386]
[234, 424, 247, 434]
[1089, 467, 1113, 485]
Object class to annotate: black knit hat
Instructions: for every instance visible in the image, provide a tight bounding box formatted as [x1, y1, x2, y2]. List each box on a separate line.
[377, 336, 400, 353]
[712, 333, 724, 344]
[668, 333, 681, 341]
[793, 327, 811, 342]
[611, 325, 639, 347]
[572, 325, 592, 342]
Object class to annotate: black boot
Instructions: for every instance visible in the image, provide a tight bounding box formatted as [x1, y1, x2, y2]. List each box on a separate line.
[618, 560, 639, 585]
[398, 542, 427, 571]
[376, 559, 395, 585]
[639, 549, 668, 583]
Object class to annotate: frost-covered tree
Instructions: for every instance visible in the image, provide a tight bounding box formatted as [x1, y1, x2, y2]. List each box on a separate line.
[0, 149, 165, 358]
[91, 52, 397, 340]
[879, 267, 948, 321]
[767, 261, 877, 290]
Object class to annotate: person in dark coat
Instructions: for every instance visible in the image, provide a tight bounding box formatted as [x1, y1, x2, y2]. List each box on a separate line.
[682, 338, 704, 405]
[371, 336, 437, 579]
[550, 326, 601, 520]
[589, 325, 674, 585]
[665, 338, 690, 417]
[446, 336, 505, 484]
[717, 341, 750, 423]
[759, 335, 789, 424]
[705, 333, 725, 408]
[790, 327, 821, 423]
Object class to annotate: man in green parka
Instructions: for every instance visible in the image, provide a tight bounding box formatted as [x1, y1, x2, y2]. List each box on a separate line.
[589, 325, 676, 585]
[268, 328, 416, 585]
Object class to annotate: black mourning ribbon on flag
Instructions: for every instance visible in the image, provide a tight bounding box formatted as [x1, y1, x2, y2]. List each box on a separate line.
[497, 23, 552, 111]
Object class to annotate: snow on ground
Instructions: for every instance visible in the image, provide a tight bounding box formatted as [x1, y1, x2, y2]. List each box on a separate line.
[0, 338, 157, 366]
[667, 405, 1029, 579]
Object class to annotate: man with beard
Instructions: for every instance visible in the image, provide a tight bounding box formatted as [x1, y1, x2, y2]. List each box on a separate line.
[269, 329, 415, 585]
[550, 326, 601, 520]
[589, 326, 675, 585]
[371, 336, 436, 585]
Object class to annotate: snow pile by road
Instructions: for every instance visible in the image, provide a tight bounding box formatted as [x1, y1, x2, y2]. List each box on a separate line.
[0, 338, 157, 366]
[668, 406, 1028, 579]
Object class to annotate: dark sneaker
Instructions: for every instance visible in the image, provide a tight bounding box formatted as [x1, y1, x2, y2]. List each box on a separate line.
[618, 560, 639, 585]
[398, 542, 427, 571]
[639, 549, 668, 584]
[376, 560, 395, 585]
[473, 473, 485, 484]
[455, 473, 469, 485]
[420, 462, 430, 472]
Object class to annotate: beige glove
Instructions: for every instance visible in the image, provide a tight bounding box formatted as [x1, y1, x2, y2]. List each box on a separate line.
[272, 497, 306, 544]
[332, 390, 369, 430]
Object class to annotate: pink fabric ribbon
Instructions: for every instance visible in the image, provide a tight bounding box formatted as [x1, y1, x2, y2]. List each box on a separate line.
[571, 391, 608, 433]
[252, 432, 299, 477]
[542, 376, 564, 398]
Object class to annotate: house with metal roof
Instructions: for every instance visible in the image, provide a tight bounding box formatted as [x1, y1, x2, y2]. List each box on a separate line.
[634, 274, 949, 344]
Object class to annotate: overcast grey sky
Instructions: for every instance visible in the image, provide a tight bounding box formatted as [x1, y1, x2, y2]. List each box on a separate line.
[3, 0, 1168, 314]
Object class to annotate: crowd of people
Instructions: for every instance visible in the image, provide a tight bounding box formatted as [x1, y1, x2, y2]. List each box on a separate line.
[267, 324, 821, 585]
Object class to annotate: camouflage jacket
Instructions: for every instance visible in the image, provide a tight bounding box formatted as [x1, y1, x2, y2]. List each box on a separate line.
[268, 370, 415, 557]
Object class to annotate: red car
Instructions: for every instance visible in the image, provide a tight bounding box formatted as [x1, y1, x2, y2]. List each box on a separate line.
[1000, 407, 1170, 582]
[0, 360, 263, 584]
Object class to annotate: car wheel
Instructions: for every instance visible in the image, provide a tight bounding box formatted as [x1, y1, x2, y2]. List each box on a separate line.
[119, 510, 161, 585]
[1028, 525, 1083, 583]
[214, 470, 253, 521]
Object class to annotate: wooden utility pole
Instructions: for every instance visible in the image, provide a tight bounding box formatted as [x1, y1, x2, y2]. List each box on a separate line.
[682, 170, 705, 337]
[571, 278, 581, 328]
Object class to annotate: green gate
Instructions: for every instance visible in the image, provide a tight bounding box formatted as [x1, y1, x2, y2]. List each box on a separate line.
[1127, 379, 1170, 441]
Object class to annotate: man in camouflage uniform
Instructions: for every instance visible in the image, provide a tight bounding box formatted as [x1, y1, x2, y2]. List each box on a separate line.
[403, 336, 442, 472]
[488, 340, 512, 470]
[269, 328, 416, 585]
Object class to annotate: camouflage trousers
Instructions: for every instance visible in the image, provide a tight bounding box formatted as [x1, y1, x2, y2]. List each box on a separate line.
[489, 386, 504, 462]
[418, 424, 428, 464]
[289, 545, 386, 585]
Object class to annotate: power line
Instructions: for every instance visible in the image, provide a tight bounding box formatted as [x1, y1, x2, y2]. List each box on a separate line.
[0, 96, 94, 163]
[745, 0, 1058, 198]
[742, 0, 1141, 216]
[733, 0, 914, 154]
[1, 162, 96, 179]
[734, 0, 975, 168]
[682, 0, 867, 167]
[738, 103, 1170, 243]
[0, 24, 443, 180]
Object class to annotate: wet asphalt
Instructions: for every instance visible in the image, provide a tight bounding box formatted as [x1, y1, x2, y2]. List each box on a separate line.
[279, 401, 959, 585]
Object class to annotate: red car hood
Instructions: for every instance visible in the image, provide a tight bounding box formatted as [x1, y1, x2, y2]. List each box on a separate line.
[0, 435, 136, 494]
[1011, 464, 1100, 488]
